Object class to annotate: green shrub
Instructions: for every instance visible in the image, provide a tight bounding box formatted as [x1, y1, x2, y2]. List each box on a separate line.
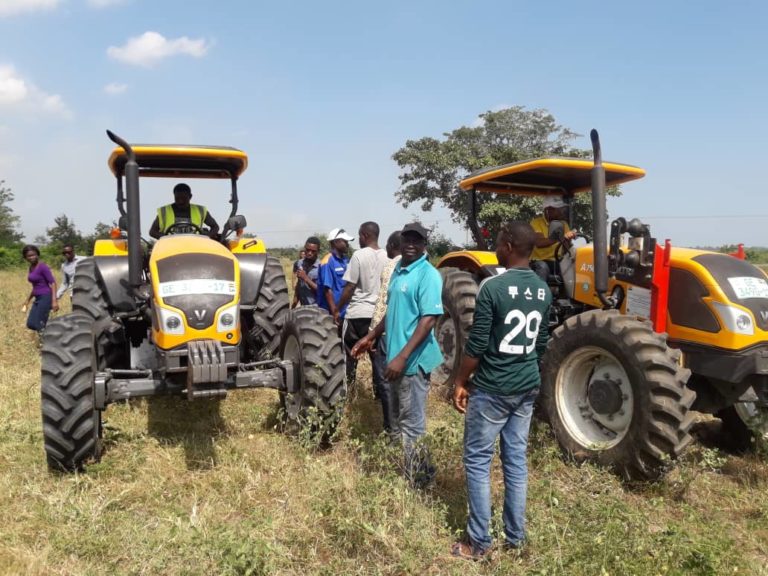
[0, 245, 23, 270]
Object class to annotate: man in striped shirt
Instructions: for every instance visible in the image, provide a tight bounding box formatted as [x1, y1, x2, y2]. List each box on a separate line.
[451, 221, 551, 560]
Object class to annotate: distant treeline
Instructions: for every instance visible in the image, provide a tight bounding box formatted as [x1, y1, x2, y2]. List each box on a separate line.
[695, 245, 768, 264]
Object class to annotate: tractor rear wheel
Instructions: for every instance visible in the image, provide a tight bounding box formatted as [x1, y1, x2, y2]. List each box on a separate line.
[72, 257, 110, 322]
[41, 314, 103, 472]
[540, 310, 695, 480]
[246, 255, 289, 360]
[433, 267, 477, 389]
[280, 307, 346, 440]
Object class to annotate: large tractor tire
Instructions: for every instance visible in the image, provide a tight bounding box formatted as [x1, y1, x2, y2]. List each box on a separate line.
[41, 314, 102, 472]
[540, 310, 695, 480]
[246, 255, 290, 360]
[433, 267, 478, 389]
[718, 400, 768, 451]
[279, 307, 346, 439]
[72, 257, 110, 322]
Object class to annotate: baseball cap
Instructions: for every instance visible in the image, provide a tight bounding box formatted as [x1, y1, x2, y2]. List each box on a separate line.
[327, 228, 355, 242]
[401, 222, 429, 240]
[542, 195, 567, 209]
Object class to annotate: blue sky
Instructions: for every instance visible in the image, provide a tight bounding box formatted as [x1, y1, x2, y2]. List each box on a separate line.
[1, 0, 767, 249]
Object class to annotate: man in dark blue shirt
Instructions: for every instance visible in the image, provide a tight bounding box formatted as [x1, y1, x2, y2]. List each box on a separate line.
[292, 237, 320, 307]
[317, 228, 353, 329]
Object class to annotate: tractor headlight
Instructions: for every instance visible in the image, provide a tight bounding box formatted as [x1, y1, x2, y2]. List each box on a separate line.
[157, 305, 185, 335]
[711, 302, 754, 336]
[217, 304, 239, 333]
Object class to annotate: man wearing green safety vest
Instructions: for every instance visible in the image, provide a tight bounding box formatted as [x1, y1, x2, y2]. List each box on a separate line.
[149, 183, 220, 239]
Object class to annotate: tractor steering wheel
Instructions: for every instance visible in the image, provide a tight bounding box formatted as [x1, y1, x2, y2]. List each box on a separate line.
[165, 222, 203, 235]
[553, 231, 587, 262]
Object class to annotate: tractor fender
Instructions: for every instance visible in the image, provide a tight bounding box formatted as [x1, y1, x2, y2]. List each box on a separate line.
[93, 257, 134, 312]
[236, 253, 269, 306]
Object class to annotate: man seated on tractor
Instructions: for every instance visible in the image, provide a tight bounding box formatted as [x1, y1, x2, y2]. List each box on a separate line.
[529, 195, 576, 282]
[149, 183, 220, 239]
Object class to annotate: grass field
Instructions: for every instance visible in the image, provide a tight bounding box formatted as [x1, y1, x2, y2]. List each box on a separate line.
[1, 264, 767, 575]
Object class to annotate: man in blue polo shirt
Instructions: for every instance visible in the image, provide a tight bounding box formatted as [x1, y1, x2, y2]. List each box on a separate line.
[352, 222, 443, 487]
[317, 228, 353, 330]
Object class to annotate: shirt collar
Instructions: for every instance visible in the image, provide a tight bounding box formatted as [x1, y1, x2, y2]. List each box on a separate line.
[330, 251, 347, 263]
[396, 252, 427, 274]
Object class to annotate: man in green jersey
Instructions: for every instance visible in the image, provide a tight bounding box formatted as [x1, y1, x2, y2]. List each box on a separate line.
[451, 221, 551, 560]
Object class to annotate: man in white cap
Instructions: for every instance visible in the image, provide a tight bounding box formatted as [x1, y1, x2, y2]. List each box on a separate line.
[316, 227, 355, 332]
[529, 195, 576, 282]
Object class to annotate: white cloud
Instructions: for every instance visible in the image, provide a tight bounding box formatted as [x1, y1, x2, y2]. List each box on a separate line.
[0, 65, 71, 118]
[0, 66, 28, 103]
[103, 82, 127, 95]
[107, 31, 210, 68]
[87, 0, 126, 6]
[0, 0, 59, 17]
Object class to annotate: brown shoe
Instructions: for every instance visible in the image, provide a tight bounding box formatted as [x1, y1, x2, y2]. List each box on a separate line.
[450, 541, 491, 561]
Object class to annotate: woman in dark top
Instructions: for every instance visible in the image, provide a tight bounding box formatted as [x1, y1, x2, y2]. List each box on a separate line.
[22, 245, 59, 332]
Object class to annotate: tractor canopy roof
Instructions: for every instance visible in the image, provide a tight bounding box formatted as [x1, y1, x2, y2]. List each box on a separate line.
[108, 145, 248, 179]
[459, 157, 645, 195]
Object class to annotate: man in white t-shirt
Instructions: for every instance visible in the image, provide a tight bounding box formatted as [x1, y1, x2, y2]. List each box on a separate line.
[337, 221, 390, 389]
[56, 244, 83, 299]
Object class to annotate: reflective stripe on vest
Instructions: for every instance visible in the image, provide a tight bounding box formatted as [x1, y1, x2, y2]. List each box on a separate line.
[157, 204, 208, 232]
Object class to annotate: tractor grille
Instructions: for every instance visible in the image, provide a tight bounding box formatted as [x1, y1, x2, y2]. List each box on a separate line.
[156, 253, 236, 330]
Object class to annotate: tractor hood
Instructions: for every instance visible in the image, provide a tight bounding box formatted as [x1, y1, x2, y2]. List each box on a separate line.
[150, 235, 239, 332]
[667, 247, 768, 350]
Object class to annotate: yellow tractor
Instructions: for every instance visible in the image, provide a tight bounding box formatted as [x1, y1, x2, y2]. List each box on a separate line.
[40, 131, 346, 471]
[436, 130, 768, 479]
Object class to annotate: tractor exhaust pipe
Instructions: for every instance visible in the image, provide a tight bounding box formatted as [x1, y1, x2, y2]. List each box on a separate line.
[590, 129, 611, 307]
[106, 130, 143, 291]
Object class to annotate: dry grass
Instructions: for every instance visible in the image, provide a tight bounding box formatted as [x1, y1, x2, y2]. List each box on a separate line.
[1, 265, 767, 575]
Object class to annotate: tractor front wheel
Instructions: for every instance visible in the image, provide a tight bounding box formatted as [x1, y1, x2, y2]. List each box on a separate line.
[41, 314, 103, 472]
[718, 399, 768, 450]
[540, 310, 695, 480]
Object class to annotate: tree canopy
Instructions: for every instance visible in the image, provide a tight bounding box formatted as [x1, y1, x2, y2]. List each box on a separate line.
[392, 106, 620, 247]
[46, 214, 83, 249]
[0, 181, 23, 247]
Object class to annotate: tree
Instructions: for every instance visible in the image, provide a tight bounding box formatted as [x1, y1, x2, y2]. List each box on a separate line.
[82, 221, 116, 255]
[0, 180, 23, 246]
[392, 106, 620, 247]
[46, 214, 83, 250]
[426, 228, 459, 259]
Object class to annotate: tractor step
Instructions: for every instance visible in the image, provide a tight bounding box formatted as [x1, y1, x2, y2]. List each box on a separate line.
[188, 388, 228, 399]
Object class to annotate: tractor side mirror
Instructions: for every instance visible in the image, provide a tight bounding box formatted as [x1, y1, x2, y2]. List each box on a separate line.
[227, 215, 247, 231]
[118, 215, 128, 231]
[548, 220, 565, 241]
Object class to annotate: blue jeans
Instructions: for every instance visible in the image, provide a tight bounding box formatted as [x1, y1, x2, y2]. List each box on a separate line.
[463, 386, 538, 551]
[26, 292, 52, 332]
[389, 368, 434, 486]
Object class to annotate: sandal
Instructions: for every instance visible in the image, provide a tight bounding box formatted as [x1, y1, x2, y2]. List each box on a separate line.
[450, 541, 490, 561]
